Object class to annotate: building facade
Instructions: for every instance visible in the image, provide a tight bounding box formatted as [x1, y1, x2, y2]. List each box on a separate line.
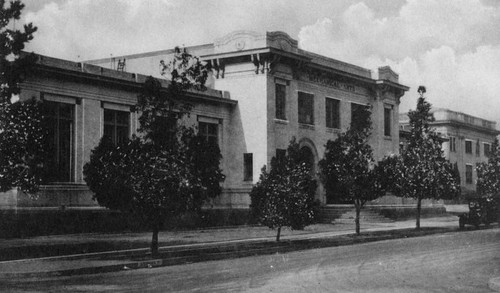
[90, 31, 408, 206]
[400, 108, 500, 196]
[2, 31, 409, 209]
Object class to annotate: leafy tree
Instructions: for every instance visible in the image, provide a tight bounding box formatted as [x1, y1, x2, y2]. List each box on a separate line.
[476, 138, 500, 215]
[383, 86, 460, 229]
[84, 48, 223, 257]
[319, 105, 386, 235]
[250, 138, 317, 242]
[0, 0, 46, 194]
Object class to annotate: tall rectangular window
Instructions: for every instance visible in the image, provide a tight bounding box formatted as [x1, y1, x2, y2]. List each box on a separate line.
[275, 83, 286, 120]
[243, 153, 253, 181]
[298, 92, 314, 125]
[465, 140, 472, 154]
[484, 143, 491, 157]
[199, 122, 218, 145]
[476, 140, 480, 157]
[325, 98, 340, 129]
[465, 164, 473, 184]
[351, 103, 369, 131]
[384, 107, 392, 136]
[449, 136, 456, 152]
[104, 109, 130, 146]
[43, 101, 74, 182]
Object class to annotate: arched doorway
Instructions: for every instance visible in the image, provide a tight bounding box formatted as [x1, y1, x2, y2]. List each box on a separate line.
[300, 146, 315, 176]
[298, 138, 324, 203]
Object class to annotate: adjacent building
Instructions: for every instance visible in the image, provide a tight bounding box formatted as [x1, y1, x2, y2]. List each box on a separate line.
[2, 31, 409, 209]
[400, 108, 500, 196]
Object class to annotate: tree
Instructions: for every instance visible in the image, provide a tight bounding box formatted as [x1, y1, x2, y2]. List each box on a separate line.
[476, 138, 500, 215]
[250, 138, 317, 242]
[84, 48, 223, 257]
[0, 0, 46, 194]
[384, 86, 460, 229]
[319, 105, 386, 235]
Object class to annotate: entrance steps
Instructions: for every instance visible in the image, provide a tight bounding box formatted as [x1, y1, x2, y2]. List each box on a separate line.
[319, 205, 394, 224]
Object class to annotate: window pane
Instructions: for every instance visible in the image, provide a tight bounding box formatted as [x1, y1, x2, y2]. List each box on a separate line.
[465, 141, 472, 154]
[43, 101, 74, 183]
[198, 121, 218, 146]
[116, 111, 129, 125]
[326, 98, 340, 129]
[244, 153, 253, 181]
[298, 92, 314, 125]
[384, 108, 391, 136]
[104, 109, 130, 146]
[275, 83, 286, 120]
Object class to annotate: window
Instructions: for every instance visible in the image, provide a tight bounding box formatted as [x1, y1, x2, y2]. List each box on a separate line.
[384, 107, 392, 136]
[198, 122, 218, 145]
[43, 101, 74, 182]
[275, 83, 286, 120]
[351, 103, 369, 132]
[449, 136, 456, 152]
[484, 143, 491, 157]
[465, 140, 472, 154]
[465, 164, 473, 184]
[104, 109, 129, 146]
[476, 140, 480, 157]
[325, 98, 340, 129]
[298, 92, 314, 125]
[243, 153, 253, 181]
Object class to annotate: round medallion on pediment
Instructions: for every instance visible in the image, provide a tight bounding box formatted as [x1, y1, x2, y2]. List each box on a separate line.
[235, 39, 246, 51]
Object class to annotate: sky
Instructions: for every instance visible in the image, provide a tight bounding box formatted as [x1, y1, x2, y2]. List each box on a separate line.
[17, 0, 500, 125]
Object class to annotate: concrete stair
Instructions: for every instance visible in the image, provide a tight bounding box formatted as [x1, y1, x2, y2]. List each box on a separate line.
[319, 206, 394, 224]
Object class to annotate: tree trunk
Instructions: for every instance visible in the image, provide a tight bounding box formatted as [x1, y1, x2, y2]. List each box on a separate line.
[355, 202, 361, 235]
[276, 226, 281, 242]
[151, 222, 160, 258]
[416, 198, 422, 230]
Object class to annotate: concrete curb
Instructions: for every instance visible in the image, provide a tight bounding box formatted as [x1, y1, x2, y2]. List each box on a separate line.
[0, 225, 475, 279]
[489, 277, 500, 292]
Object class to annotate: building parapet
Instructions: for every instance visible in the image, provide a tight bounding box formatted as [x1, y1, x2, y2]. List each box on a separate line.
[23, 52, 234, 104]
[432, 108, 497, 131]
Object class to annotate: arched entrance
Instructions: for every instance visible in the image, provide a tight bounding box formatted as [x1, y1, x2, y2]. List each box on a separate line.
[298, 138, 324, 203]
[300, 146, 315, 176]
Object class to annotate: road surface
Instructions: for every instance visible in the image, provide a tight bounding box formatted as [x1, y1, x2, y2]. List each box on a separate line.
[1, 228, 499, 292]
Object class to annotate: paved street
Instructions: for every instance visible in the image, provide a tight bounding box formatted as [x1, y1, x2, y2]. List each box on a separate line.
[1, 228, 498, 292]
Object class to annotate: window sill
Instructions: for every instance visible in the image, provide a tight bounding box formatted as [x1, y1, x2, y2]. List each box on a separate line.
[326, 127, 340, 134]
[274, 119, 289, 125]
[384, 136, 392, 141]
[299, 123, 315, 130]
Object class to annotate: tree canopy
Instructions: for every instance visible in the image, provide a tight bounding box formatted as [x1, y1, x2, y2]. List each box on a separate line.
[84, 48, 224, 257]
[250, 138, 317, 242]
[382, 87, 460, 229]
[319, 105, 386, 235]
[0, 0, 46, 194]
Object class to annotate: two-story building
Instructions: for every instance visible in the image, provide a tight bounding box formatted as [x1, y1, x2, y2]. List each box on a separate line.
[400, 108, 500, 196]
[89, 31, 409, 205]
[2, 31, 409, 210]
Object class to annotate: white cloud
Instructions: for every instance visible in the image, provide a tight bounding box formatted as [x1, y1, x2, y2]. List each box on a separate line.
[298, 0, 500, 125]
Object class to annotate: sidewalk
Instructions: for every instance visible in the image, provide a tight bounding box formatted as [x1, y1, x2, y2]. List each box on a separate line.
[0, 215, 477, 278]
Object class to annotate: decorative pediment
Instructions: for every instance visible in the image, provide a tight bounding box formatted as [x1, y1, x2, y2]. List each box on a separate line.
[214, 31, 266, 53]
[214, 31, 299, 54]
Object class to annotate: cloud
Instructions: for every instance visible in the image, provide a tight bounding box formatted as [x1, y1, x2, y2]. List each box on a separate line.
[298, 0, 500, 125]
